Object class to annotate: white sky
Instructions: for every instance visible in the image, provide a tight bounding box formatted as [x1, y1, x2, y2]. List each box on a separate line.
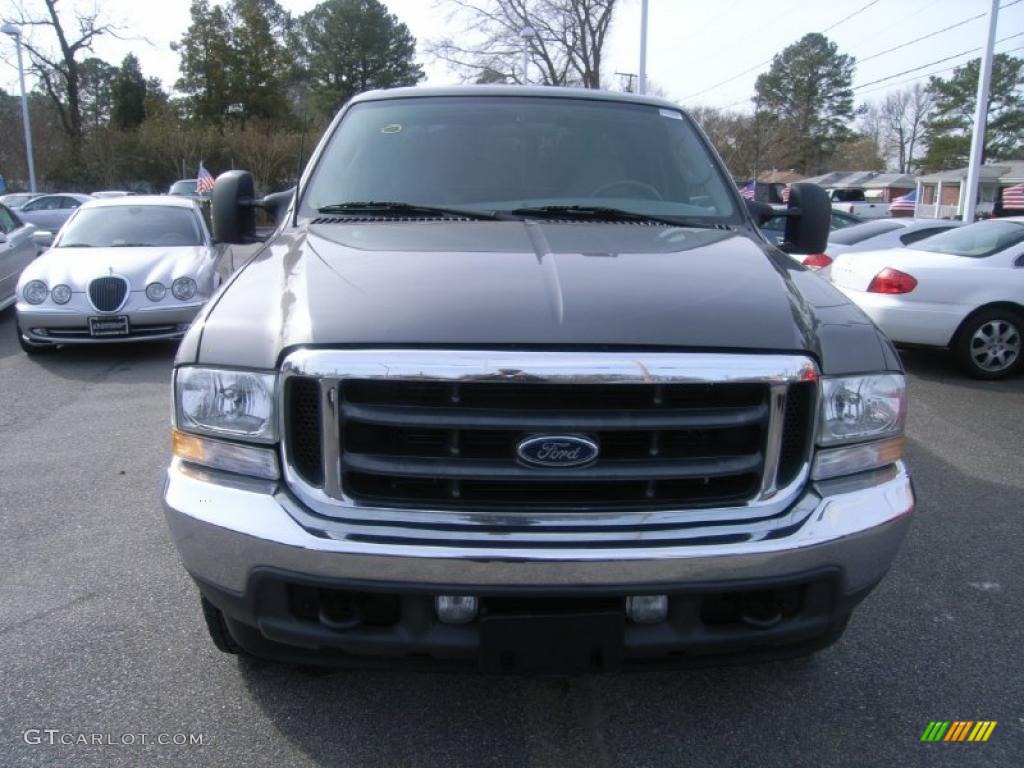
[2, 0, 1023, 113]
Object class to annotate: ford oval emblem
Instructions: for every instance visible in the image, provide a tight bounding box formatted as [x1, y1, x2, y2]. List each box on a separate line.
[516, 435, 599, 468]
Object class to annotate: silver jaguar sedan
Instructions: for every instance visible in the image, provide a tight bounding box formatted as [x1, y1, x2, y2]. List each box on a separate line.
[15, 196, 222, 353]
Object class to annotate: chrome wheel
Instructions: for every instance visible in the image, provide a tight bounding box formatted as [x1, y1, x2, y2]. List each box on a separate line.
[969, 318, 1021, 373]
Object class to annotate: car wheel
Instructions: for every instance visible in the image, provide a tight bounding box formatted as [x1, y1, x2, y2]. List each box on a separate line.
[954, 308, 1023, 380]
[200, 596, 245, 655]
[16, 321, 57, 355]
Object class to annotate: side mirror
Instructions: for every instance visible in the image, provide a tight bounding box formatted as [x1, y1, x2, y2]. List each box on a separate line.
[211, 170, 295, 244]
[781, 183, 830, 255]
[745, 199, 776, 226]
[211, 170, 257, 244]
[33, 230, 53, 249]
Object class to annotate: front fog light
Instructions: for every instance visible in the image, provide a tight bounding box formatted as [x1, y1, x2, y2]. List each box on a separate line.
[626, 595, 669, 624]
[819, 374, 906, 445]
[175, 367, 277, 442]
[23, 280, 48, 304]
[146, 282, 167, 301]
[436, 595, 478, 624]
[172, 277, 197, 300]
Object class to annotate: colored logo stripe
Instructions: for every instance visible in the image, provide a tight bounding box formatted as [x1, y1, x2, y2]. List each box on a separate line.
[921, 722, 949, 741]
[921, 721, 996, 742]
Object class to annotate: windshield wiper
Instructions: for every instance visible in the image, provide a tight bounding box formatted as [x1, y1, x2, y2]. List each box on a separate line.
[316, 201, 501, 221]
[508, 205, 712, 228]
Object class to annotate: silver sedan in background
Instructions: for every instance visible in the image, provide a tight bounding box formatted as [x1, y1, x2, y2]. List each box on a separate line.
[15, 196, 222, 353]
[0, 202, 37, 311]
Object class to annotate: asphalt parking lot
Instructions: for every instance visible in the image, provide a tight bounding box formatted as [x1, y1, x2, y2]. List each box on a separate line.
[1, 306, 1021, 768]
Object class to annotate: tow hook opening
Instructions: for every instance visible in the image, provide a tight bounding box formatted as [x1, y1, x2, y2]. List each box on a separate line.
[700, 586, 804, 629]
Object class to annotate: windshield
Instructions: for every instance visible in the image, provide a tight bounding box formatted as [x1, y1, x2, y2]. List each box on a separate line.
[910, 220, 1024, 258]
[170, 180, 198, 196]
[829, 220, 903, 245]
[58, 206, 203, 248]
[302, 96, 739, 223]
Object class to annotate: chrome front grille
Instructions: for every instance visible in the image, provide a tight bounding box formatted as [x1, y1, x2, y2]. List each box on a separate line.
[281, 351, 819, 523]
[88, 276, 128, 312]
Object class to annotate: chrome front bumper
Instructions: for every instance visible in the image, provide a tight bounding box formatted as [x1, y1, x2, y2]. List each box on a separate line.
[17, 301, 204, 344]
[163, 458, 914, 597]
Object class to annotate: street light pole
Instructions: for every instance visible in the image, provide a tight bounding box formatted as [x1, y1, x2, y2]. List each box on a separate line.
[963, 0, 999, 222]
[520, 26, 535, 85]
[2, 23, 37, 193]
[639, 0, 649, 95]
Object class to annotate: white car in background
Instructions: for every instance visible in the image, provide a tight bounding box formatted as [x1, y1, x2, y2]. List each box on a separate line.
[15, 196, 221, 353]
[803, 219, 963, 278]
[831, 218, 1024, 379]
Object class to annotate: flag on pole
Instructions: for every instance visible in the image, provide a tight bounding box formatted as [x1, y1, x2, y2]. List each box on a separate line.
[739, 180, 756, 200]
[197, 162, 215, 196]
[889, 188, 917, 215]
[781, 185, 790, 203]
[1001, 183, 1024, 210]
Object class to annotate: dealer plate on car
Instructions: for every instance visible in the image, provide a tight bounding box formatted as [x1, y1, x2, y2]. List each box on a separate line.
[88, 316, 129, 336]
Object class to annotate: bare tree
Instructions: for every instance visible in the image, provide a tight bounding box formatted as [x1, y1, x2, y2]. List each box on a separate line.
[2, 0, 121, 149]
[879, 83, 933, 173]
[431, 0, 616, 88]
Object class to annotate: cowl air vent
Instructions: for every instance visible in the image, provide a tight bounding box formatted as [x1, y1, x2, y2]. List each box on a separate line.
[311, 216, 473, 224]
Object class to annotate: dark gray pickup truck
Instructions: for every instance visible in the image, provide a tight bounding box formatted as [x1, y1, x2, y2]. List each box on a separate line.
[163, 86, 913, 673]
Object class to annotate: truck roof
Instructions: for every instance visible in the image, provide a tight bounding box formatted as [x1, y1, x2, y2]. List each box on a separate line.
[349, 84, 684, 112]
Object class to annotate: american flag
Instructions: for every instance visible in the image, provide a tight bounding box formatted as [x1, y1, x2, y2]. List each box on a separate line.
[197, 162, 215, 196]
[1001, 183, 1024, 210]
[781, 185, 790, 203]
[889, 188, 917, 214]
[739, 180, 756, 200]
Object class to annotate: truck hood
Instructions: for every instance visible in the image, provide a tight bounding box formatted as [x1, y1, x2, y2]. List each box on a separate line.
[187, 221, 899, 374]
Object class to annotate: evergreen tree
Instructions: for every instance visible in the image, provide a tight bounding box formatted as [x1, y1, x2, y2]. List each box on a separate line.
[294, 0, 424, 119]
[111, 54, 148, 130]
[754, 33, 855, 174]
[922, 54, 1024, 171]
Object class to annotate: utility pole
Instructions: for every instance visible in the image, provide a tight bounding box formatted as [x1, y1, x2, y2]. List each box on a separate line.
[639, 0, 649, 95]
[520, 26, 536, 85]
[615, 72, 638, 93]
[2, 23, 37, 193]
[963, 0, 999, 222]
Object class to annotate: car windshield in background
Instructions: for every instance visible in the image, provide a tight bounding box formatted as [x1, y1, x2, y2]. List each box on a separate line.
[170, 180, 198, 196]
[911, 220, 1024, 258]
[303, 96, 740, 224]
[58, 206, 202, 248]
[829, 219, 904, 245]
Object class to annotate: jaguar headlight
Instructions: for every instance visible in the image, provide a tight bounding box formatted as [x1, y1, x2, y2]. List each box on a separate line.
[51, 284, 72, 304]
[146, 282, 167, 302]
[23, 280, 48, 304]
[175, 367, 277, 443]
[818, 374, 906, 446]
[171, 277, 197, 301]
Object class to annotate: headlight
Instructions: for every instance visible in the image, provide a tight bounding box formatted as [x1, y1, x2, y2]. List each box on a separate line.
[146, 282, 167, 302]
[23, 280, 48, 304]
[51, 284, 72, 304]
[171, 277, 197, 301]
[819, 374, 906, 445]
[175, 367, 277, 443]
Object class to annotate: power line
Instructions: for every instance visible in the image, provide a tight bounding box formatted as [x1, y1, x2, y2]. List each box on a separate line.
[852, 31, 1024, 92]
[822, 0, 881, 33]
[855, 43, 1024, 97]
[681, 0, 883, 101]
[858, 0, 1023, 65]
